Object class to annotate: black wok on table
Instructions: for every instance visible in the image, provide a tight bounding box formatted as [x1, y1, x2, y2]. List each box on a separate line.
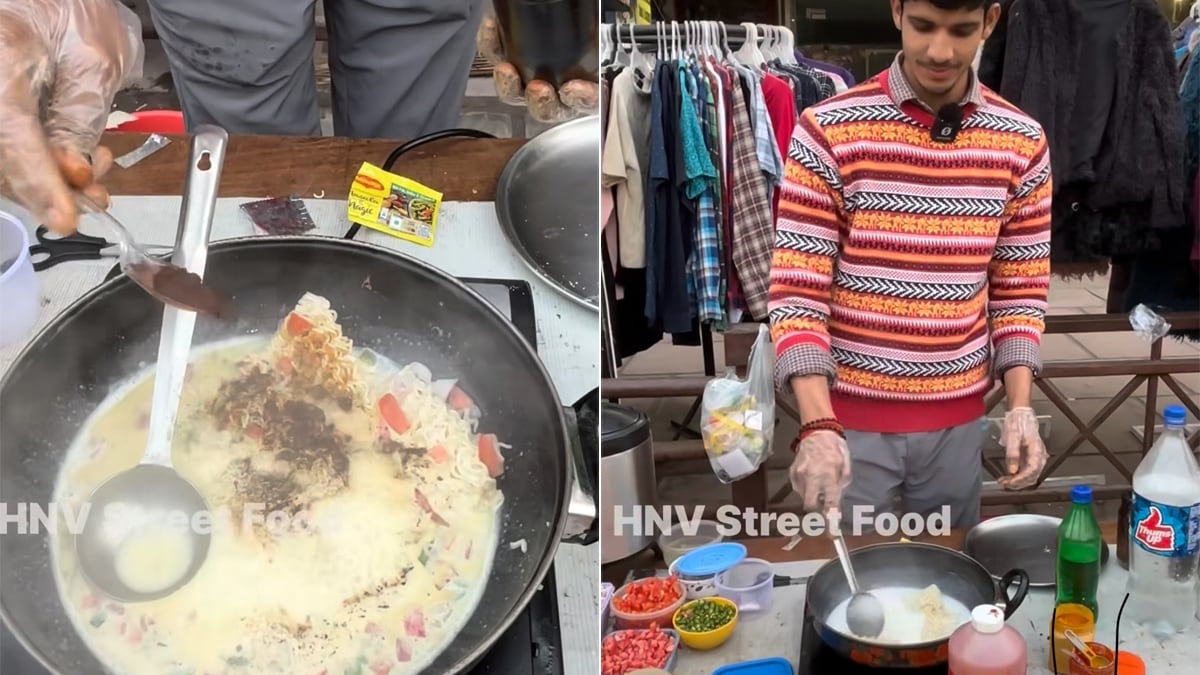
[0, 236, 593, 674]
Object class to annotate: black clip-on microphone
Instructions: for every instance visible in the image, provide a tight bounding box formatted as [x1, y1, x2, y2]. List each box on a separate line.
[931, 103, 964, 143]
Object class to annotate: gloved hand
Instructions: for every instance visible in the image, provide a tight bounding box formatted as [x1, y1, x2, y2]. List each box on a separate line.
[475, 16, 599, 124]
[0, 0, 144, 234]
[998, 407, 1048, 489]
[789, 430, 853, 515]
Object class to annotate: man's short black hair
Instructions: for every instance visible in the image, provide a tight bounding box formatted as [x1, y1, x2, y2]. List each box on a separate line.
[900, 0, 996, 10]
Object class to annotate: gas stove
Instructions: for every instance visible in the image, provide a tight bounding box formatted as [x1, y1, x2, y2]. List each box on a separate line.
[799, 607, 947, 675]
[1, 277, 564, 675]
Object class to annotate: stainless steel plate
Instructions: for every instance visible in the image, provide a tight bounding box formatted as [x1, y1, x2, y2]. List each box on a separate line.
[495, 116, 600, 311]
[964, 514, 1110, 587]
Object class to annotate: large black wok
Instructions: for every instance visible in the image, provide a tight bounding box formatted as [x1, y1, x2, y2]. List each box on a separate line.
[0, 236, 593, 674]
[805, 542, 1029, 668]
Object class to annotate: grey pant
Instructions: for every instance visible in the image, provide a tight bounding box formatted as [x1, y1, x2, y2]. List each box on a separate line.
[840, 419, 985, 534]
[148, 0, 486, 138]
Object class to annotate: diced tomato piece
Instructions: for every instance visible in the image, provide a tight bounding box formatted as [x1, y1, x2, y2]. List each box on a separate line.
[429, 445, 449, 463]
[413, 488, 449, 527]
[365, 621, 383, 635]
[369, 662, 391, 675]
[285, 312, 313, 336]
[276, 356, 294, 375]
[477, 434, 504, 478]
[378, 394, 410, 434]
[395, 638, 412, 662]
[405, 609, 426, 638]
[446, 386, 474, 412]
[245, 424, 263, 439]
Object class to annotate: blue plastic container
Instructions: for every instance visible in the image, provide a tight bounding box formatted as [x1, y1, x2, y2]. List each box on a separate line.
[711, 656, 794, 674]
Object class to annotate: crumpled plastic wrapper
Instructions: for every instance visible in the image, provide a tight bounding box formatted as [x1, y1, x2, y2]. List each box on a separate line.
[1129, 303, 1171, 343]
[241, 196, 316, 235]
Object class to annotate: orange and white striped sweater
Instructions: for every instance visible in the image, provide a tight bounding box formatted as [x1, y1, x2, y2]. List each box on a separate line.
[769, 60, 1052, 434]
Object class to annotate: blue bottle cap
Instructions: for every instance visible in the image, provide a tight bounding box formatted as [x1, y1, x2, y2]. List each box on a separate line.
[1071, 485, 1092, 504]
[674, 542, 747, 577]
[712, 657, 795, 675]
[1164, 405, 1187, 426]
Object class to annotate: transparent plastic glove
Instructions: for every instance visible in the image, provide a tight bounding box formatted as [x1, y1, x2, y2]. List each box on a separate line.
[789, 430, 853, 515]
[476, 16, 599, 124]
[0, 0, 144, 234]
[998, 407, 1048, 489]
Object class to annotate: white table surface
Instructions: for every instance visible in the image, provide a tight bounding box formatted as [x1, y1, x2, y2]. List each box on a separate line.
[0, 196, 600, 674]
[668, 547, 1200, 674]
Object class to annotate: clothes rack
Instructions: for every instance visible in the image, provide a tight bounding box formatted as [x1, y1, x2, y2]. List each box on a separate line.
[601, 18, 854, 435]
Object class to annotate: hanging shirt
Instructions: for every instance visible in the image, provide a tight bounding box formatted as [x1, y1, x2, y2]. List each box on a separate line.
[602, 68, 653, 269]
[797, 51, 856, 88]
[728, 80, 775, 322]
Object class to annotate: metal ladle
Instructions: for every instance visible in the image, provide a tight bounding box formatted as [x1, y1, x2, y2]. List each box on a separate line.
[833, 531, 886, 639]
[74, 127, 229, 602]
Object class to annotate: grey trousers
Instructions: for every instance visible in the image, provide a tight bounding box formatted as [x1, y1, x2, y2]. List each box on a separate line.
[840, 419, 985, 534]
[148, 0, 486, 138]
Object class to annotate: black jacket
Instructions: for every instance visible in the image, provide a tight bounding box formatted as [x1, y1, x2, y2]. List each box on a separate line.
[979, 0, 1188, 266]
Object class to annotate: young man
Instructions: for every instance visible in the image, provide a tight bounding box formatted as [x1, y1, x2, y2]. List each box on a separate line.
[770, 0, 1052, 530]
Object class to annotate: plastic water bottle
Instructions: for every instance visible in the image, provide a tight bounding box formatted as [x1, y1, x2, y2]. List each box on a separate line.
[1125, 405, 1200, 635]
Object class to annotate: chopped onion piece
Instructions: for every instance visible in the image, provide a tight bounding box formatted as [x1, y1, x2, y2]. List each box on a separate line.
[431, 379, 457, 401]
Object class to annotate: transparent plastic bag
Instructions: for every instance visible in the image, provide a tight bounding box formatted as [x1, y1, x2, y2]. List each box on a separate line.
[701, 324, 776, 483]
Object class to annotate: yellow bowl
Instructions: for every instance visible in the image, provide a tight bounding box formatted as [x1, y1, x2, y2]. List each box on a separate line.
[672, 597, 738, 650]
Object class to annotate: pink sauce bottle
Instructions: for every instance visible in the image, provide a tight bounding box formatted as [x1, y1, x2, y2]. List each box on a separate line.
[947, 604, 1027, 675]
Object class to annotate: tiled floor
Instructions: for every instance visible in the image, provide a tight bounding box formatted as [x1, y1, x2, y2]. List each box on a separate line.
[616, 274, 1200, 522]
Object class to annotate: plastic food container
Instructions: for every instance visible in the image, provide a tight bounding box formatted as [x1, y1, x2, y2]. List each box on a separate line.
[601, 628, 680, 673]
[672, 597, 739, 650]
[670, 542, 747, 600]
[610, 578, 686, 630]
[712, 657, 794, 674]
[668, 557, 718, 600]
[658, 519, 723, 565]
[601, 582, 614, 635]
[0, 209, 39, 347]
[715, 558, 774, 619]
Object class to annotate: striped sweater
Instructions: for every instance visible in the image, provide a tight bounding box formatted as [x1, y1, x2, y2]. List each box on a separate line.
[768, 62, 1053, 434]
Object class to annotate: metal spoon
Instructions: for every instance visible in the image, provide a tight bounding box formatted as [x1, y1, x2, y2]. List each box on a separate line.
[74, 189, 230, 318]
[75, 127, 229, 602]
[833, 532, 886, 639]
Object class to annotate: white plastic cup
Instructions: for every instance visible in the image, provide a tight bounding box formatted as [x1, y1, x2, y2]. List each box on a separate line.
[0, 210, 39, 347]
[715, 558, 774, 619]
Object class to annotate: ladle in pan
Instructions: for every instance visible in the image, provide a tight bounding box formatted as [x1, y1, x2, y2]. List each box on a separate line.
[74, 127, 229, 603]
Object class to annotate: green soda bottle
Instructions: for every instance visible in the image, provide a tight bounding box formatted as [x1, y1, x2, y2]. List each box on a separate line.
[1056, 485, 1103, 615]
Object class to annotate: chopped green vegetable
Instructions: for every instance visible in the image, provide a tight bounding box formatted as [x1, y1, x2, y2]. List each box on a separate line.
[89, 613, 106, 628]
[675, 600, 735, 633]
[225, 655, 249, 667]
[418, 550, 429, 566]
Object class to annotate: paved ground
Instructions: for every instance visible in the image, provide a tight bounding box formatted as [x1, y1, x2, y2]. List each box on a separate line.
[616, 274, 1200, 523]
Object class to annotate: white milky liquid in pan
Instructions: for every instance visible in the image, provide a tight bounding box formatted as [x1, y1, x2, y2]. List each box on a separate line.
[50, 334, 503, 675]
[826, 586, 972, 644]
[113, 522, 195, 596]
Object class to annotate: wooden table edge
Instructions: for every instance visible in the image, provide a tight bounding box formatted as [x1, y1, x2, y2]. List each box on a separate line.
[101, 132, 527, 202]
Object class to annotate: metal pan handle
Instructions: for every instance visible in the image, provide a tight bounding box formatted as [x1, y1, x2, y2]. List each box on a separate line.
[560, 390, 598, 545]
[996, 568, 1030, 619]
